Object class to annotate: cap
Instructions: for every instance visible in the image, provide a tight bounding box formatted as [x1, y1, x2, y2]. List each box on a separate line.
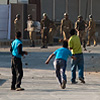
[89, 15, 93, 19]
[28, 14, 32, 17]
[78, 15, 82, 18]
[16, 14, 20, 18]
[64, 13, 68, 16]
[43, 13, 47, 17]
[77, 15, 83, 19]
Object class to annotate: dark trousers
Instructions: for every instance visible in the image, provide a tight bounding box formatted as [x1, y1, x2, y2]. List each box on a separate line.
[53, 59, 67, 85]
[42, 28, 49, 46]
[11, 57, 23, 88]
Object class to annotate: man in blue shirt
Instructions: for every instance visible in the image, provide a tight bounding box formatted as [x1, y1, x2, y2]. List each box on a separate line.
[45, 40, 76, 89]
[10, 31, 28, 91]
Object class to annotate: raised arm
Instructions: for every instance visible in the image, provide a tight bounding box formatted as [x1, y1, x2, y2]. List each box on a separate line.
[45, 53, 55, 64]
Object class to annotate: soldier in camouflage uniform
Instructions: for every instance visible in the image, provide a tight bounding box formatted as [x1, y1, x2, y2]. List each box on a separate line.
[25, 14, 36, 47]
[60, 13, 72, 40]
[75, 15, 87, 51]
[87, 15, 97, 46]
[41, 13, 52, 48]
[14, 14, 20, 32]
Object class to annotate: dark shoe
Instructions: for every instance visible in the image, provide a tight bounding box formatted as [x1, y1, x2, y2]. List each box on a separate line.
[11, 86, 15, 90]
[30, 45, 35, 47]
[16, 87, 25, 91]
[41, 46, 48, 48]
[61, 80, 66, 89]
[11, 88, 15, 90]
[41, 46, 45, 48]
[79, 78, 85, 84]
[71, 81, 78, 84]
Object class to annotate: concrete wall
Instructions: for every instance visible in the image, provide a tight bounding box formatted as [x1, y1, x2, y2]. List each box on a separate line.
[0, 5, 9, 39]
[0, 0, 7, 4]
[41, 0, 66, 21]
[0, 0, 28, 4]
[55, 0, 66, 21]
[41, 0, 53, 20]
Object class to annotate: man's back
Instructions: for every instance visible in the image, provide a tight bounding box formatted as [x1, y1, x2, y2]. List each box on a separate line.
[68, 35, 82, 54]
[54, 47, 72, 61]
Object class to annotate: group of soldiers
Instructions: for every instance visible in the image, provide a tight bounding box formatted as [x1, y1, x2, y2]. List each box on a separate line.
[14, 14, 37, 47]
[60, 13, 97, 51]
[14, 12, 97, 49]
[14, 13, 56, 48]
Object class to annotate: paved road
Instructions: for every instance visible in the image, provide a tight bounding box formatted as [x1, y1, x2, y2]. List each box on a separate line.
[0, 45, 100, 100]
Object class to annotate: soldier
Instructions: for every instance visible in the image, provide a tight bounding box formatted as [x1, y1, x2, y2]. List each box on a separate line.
[14, 14, 20, 32]
[41, 13, 52, 48]
[87, 15, 97, 46]
[60, 13, 72, 40]
[75, 15, 87, 51]
[25, 14, 36, 47]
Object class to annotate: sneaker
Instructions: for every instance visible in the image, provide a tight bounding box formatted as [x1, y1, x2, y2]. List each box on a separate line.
[79, 78, 85, 84]
[16, 87, 25, 91]
[61, 80, 66, 89]
[71, 81, 78, 84]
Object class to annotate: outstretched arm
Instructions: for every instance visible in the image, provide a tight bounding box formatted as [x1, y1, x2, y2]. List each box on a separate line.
[45, 53, 55, 64]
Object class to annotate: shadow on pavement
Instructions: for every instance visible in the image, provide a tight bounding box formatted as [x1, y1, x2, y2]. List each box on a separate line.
[0, 79, 6, 86]
[0, 51, 100, 72]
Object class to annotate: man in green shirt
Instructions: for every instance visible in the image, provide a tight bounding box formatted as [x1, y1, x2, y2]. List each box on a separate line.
[68, 29, 85, 84]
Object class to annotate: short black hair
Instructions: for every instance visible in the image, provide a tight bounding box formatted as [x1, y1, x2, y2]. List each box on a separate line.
[70, 29, 77, 36]
[15, 31, 21, 38]
[63, 40, 68, 48]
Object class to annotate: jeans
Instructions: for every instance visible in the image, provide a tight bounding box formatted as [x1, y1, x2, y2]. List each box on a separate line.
[11, 56, 23, 88]
[53, 59, 67, 85]
[71, 53, 84, 82]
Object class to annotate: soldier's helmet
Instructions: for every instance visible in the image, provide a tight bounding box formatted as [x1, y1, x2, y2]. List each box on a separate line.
[89, 15, 93, 19]
[28, 14, 32, 18]
[43, 13, 47, 17]
[16, 14, 20, 19]
[78, 15, 82, 18]
[64, 13, 68, 16]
